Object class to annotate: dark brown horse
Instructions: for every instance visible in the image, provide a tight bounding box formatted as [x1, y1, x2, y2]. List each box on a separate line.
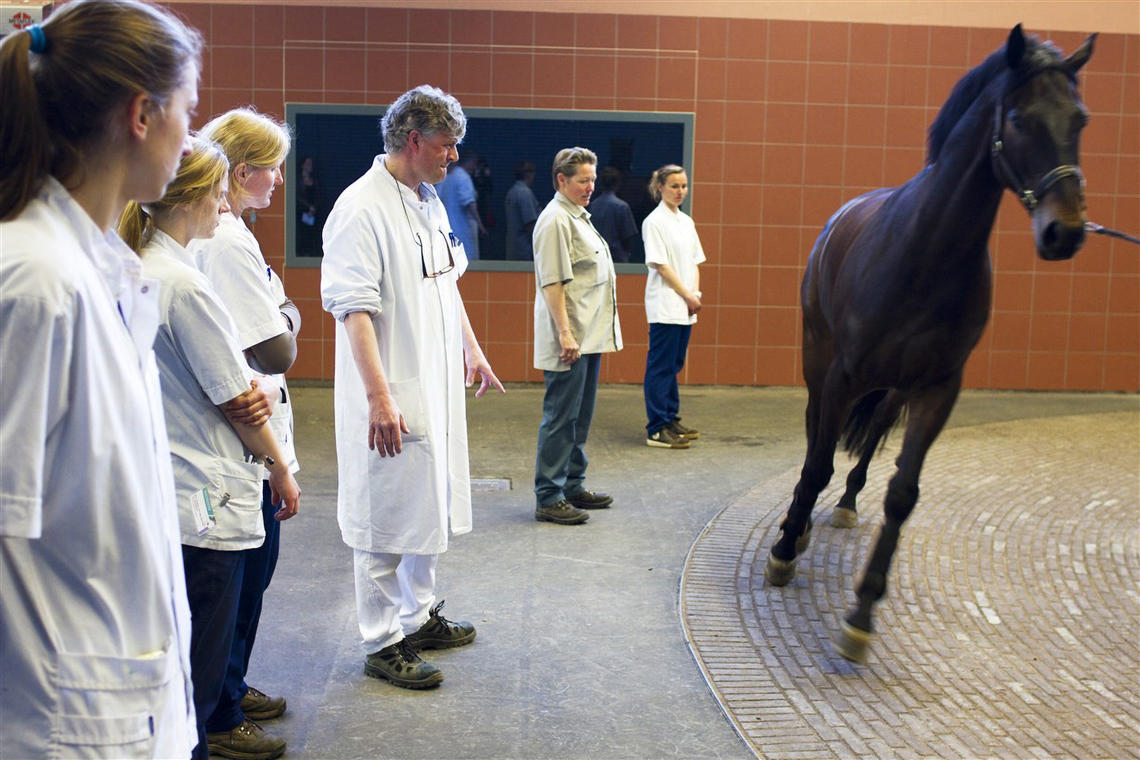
[764, 25, 1096, 663]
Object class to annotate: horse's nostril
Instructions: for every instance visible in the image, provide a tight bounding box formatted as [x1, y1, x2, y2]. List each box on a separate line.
[1043, 221, 1060, 249]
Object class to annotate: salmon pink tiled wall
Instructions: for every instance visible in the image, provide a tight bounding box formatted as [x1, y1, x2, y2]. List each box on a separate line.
[167, 3, 1140, 391]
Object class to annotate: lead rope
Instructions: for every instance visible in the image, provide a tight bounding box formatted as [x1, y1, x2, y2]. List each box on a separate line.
[1085, 221, 1140, 246]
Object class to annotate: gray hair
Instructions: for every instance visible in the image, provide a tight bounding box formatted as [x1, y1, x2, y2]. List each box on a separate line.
[381, 85, 466, 154]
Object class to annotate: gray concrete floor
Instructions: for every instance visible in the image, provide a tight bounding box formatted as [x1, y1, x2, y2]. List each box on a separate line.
[246, 383, 1137, 760]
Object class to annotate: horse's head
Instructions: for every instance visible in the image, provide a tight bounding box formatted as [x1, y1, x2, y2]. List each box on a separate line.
[993, 24, 1096, 261]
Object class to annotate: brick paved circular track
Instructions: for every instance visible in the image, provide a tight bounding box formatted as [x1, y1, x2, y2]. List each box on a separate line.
[681, 410, 1139, 759]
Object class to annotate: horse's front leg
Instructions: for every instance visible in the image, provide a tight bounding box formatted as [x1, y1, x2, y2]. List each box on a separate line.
[837, 379, 961, 662]
[766, 365, 852, 585]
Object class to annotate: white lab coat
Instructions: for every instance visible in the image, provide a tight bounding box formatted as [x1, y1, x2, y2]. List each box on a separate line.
[142, 231, 265, 550]
[321, 155, 472, 554]
[192, 213, 299, 477]
[0, 178, 196, 758]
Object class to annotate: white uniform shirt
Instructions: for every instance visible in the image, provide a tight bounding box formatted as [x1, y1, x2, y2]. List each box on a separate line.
[192, 213, 299, 476]
[321, 155, 472, 554]
[532, 193, 623, 371]
[643, 201, 706, 325]
[143, 231, 265, 550]
[0, 178, 196, 758]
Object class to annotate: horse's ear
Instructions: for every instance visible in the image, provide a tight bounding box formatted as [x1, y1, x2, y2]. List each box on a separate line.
[1006, 24, 1026, 69]
[1065, 33, 1097, 74]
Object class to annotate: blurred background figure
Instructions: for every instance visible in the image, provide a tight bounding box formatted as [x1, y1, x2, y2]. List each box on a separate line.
[296, 155, 323, 256]
[505, 160, 540, 261]
[588, 166, 638, 263]
[437, 152, 483, 260]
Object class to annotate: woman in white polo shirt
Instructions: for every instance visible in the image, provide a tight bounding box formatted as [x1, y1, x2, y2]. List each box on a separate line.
[642, 164, 706, 450]
[119, 136, 301, 760]
[0, 2, 201, 757]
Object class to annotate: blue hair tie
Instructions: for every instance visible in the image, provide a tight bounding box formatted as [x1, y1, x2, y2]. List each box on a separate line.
[27, 25, 48, 54]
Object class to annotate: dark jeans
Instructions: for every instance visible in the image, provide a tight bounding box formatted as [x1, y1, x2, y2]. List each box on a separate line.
[182, 545, 245, 760]
[205, 482, 280, 733]
[644, 323, 692, 434]
[535, 353, 601, 507]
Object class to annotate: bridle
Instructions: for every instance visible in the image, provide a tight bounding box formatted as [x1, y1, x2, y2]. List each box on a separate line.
[990, 65, 1084, 214]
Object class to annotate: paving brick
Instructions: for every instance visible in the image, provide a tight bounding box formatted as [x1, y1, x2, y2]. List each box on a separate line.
[681, 410, 1139, 759]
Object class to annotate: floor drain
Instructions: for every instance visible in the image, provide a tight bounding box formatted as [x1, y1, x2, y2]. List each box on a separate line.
[471, 477, 511, 491]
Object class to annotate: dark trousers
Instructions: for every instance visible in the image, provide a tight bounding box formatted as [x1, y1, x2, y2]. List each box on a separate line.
[206, 482, 280, 733]
[535, 353, 601, 507]
[182, 545, 245, 760]
[644, 323, 692, 434]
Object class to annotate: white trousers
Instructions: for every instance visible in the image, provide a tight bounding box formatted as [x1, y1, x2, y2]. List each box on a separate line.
[353, 550, 438, 654]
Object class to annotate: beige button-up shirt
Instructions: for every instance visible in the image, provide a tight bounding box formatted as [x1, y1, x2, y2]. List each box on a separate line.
[532, 192, 623, 371]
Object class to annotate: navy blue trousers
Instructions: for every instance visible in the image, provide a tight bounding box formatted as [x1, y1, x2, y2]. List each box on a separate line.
[206, 482, 280, 733]
[644, 323, 692, 434]
[182, 545, 244, 760]
[535, 353, 601, 507]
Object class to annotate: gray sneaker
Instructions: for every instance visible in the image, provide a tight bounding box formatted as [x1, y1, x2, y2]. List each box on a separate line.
[535, 500, 589, 524]
[647, 427, 691, 448]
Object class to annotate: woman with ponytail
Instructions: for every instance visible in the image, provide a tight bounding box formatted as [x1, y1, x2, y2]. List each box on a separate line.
[190, 107, 299, 759]
[0, 1, 203, 757]
[118, 137, 301, 760]
[642, 164, 706, 449]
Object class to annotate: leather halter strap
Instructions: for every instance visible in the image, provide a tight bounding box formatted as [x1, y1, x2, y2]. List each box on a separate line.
[990, 66, 1084, 214]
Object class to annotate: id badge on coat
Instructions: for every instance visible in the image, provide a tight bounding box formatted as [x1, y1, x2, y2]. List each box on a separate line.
[189, 487, 215, 535]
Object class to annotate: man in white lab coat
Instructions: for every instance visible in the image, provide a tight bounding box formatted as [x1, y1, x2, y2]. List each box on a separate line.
[321, 85, 504, 689]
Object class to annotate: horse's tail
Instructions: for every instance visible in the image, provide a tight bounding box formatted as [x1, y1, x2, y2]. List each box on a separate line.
[841, 390, 905, 457]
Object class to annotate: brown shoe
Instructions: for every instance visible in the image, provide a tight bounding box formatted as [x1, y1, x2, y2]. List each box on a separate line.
[566, 489, 613, 509]
[667, 418, 700, 440]
[535, 500, 589, 525]
[241, 685, 286, 721]
[206, 719, 286, 760]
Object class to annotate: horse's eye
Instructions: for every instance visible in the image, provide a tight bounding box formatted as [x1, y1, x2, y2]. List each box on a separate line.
[1008, 109, 1027, 133]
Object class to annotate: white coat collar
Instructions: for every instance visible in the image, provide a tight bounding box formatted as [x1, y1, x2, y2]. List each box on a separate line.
[40, 176, 142, 302]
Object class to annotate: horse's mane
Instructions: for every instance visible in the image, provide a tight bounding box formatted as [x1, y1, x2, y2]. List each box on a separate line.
[926, 34, 1060, 165]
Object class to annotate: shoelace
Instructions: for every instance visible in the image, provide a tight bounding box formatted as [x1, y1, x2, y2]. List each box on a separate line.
[427, 600, 457, 632]
[394, 638, 424, 663]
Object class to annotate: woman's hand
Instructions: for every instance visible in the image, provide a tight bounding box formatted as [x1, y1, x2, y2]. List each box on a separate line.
[221, 379, 271, 427]
[558, 328, 580, 364]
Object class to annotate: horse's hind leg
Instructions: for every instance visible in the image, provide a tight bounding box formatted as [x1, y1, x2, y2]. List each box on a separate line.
[831, 392, 904, 529]
[836, 380, 961, 662]
[766, 365, 852, 585]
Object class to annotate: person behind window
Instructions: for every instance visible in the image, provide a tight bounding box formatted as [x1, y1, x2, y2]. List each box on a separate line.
[587, 166, 638, 263]
[532, 147, 623, 526]
[0, 1, 202, 756]
[642, 164, 705, 449]
[505, 160, 541, 261]
[118, 136, 301, 760]
[436, 151, 484, 260]
[191, 107, 300, 760]
[296, 154, 322, 256]
[321, 84, 504, 690]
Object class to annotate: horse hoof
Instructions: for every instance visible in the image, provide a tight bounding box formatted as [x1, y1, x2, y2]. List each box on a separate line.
[765, 554, 797, 586]
[835, 620, 873, 663]
[794, 526, 812, 555]
[830, 507, 858, 529]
